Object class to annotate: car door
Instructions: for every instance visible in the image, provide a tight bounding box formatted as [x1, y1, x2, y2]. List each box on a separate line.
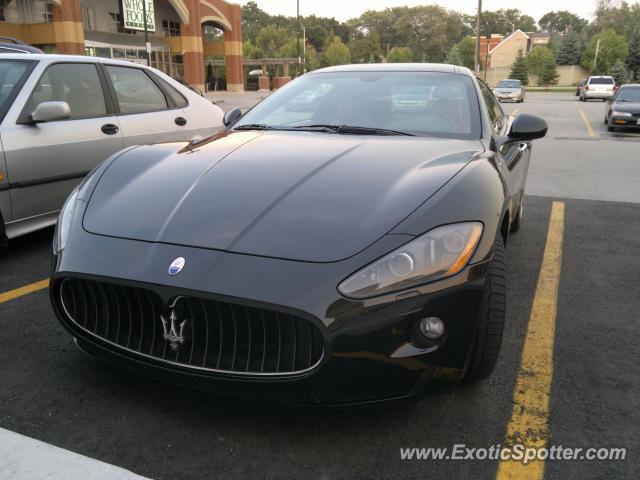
[479, 80, 531, 207]
[1, 61, 124, 221]
[103, 64, 192, 147]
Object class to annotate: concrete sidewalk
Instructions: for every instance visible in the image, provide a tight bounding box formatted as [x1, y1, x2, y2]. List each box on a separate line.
[0, 428, 150, 480]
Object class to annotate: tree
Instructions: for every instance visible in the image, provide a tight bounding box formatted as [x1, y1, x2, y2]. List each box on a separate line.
[509, 49, 530, 85]
[581, 28, 628, 75]
[538, 11, 588, 33]
[610, 59, 628, 84]
[556, 29, 582, 65]
[476, 9, 537, 36]
[255, 25, 290, 58]
[539, 55, 560, 87]
[321, 36, 351, 67]
[349, 32, 382, 63]
[387, 47, 413, 63]
[627, 28, 640, 80]
[446, 36, 475, 69]
[527, 46, 556, 84]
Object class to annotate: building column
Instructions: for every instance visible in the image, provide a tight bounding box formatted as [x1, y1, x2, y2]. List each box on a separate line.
[223, 4, 244, 92]
[180, 0, 205, 91]
[52, 0, 84, 54]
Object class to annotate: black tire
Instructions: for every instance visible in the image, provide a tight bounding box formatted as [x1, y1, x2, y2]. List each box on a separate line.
[465, 236, 506, 382]
[510, 198, 523, 233]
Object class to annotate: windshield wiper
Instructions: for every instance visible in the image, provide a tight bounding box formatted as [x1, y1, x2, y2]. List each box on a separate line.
[234, 123, 274, 131]
[293, 124, 416, 136]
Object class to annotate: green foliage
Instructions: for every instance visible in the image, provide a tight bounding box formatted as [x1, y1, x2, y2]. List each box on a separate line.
[387, 47, 413, 63]
[349, 32, 382, 63]
[592, 0, 640, 38]
[610, 59, 628, 84]
[321, 36, 351, 67]
[509, 49, 530, 85]
[627, 28, 640, 80]
[556, 29, 582, 65]
[539, 55, 560, 87]
[581, 28, 629, 75]
[477, 9, 537, 36]
[446, 36, 475, 69]
[255, 25, 290, 58]
[538, 11, 588, 33]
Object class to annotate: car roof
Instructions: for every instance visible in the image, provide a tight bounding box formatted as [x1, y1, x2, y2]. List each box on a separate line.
[588, 75, 614, 79]
[618, 83, 640, 88]
[311, 63, 473, 77]
[0, 43, 43, 53]
[0, 52, 152, 68]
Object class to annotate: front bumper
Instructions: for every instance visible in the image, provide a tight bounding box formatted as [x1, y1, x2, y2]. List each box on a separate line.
[50, 231, 490, 405]
[609, 116, 640, 128]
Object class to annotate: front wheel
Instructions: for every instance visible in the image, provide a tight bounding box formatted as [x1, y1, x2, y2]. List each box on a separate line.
[465, 237, 506, 382]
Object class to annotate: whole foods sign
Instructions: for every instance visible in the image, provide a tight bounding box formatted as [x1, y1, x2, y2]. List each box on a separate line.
[121, 0, 156, 32]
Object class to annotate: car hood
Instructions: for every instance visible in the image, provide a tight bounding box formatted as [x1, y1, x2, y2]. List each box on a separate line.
[83, 131, 483, 262]
[612, 101, 640, 113]
[495, 88, 520, 93]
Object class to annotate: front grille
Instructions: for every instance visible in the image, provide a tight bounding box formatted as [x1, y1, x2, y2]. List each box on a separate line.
[58, 278, 324, 376]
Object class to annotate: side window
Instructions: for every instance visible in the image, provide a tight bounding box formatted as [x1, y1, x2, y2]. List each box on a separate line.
[106, 66, 168, 114]
[24, 63, 107, 119]
[149, 73, 188, 108]
[479, 81, 505, 132]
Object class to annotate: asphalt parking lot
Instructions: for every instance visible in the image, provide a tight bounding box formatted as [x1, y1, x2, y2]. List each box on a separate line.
[1, 92, 639, 479]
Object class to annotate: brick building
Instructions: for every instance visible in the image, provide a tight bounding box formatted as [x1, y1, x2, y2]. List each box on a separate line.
[0, 0, 244, 91]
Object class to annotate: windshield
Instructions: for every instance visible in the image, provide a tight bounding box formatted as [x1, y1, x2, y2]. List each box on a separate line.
[235, 71, 481, 139]
[616, 87, 640, 102]
[497, 80, 521, 88]
[589, 77, 614, 85]
[0, 60, 32, 112]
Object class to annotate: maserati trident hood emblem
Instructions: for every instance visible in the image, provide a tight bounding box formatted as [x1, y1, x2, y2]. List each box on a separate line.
[161, 309, 188, 350]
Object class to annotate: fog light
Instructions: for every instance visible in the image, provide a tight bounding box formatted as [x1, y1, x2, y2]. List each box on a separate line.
[419, 317, 445, 339]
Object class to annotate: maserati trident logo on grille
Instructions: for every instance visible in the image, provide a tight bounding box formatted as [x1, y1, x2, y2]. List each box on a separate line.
[168, 257, 185, 276]
[161, 309, 188, 350]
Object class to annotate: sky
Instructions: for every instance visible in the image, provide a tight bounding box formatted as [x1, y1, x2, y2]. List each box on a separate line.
[237, 0, 606, 23]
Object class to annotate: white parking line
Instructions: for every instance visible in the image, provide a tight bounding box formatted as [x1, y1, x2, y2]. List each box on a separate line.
[0, 428, 150, 480]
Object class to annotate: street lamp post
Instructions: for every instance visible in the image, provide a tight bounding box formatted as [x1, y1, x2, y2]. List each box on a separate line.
[142, 0, 151, 66]
[474, 0, 482, 75]
[296, 0, 301, 76]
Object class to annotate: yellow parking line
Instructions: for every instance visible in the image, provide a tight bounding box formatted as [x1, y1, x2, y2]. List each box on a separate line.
[0, 279, 50, 304]
[578, 110, 597, 138]
[511, 108, 520, 115]
[496, 201, 565, 480]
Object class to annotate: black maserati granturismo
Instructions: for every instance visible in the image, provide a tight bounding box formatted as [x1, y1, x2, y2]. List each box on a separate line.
[50, 64, 547, 404]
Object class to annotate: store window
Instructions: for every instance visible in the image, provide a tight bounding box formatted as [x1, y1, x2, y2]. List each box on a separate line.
[43, 1, 53, 22]
[109, 12, 137, 35]
[0, 1, 6, 22]
[82, 7, 95, 31]
[106, 65, 168, 114]
[162, 20, 180, 37]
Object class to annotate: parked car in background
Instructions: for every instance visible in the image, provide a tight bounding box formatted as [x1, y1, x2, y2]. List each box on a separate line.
[0, 37, 43, 54]
[493, 79, 525, 103]
[0, 54, 224, 244]
[604, 84, 640, 132]
[580, 76, 616, 101]
[576, 79, 586, 97]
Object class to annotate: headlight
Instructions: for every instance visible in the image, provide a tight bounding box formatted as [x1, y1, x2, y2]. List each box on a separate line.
[338, 222, 483, 299]
[612, 111, 632, 117]
[54, 187, 79, 254]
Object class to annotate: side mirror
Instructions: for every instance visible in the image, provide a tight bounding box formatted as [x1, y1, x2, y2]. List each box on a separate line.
[507, 113, 547, 141]
[31, 101, 70, 123]
[223, 107, 242, 127]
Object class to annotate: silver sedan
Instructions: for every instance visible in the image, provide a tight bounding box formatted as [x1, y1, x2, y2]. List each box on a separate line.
[0, 54, 224, 243]
[493, 79, 525, 103]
